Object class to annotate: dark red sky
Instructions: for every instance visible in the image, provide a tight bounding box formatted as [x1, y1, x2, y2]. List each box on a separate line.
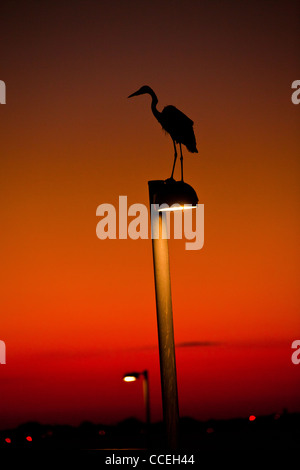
[0, 0, 299, 429]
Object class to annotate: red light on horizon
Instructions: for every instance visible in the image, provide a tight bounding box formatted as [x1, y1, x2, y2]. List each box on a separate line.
[5, 438, 11, 443]
[249, 415, 256, 421]
[26, 436, 32, 442]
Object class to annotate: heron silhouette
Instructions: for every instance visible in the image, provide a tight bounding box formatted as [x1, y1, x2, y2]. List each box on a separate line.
[128, 86, 198, 181]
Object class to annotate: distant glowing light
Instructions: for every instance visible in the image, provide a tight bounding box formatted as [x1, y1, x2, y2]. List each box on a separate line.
[26, 436, 33, 442]
[5, 438, 11, 443]
[123, 376, 137, 382]
[249, 415, 256, 422]
[206, 427, 214, 434]
[98, 430, 106, 435]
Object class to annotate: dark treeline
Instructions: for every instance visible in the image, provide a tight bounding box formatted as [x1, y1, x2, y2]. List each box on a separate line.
[0, 412, 299, 450]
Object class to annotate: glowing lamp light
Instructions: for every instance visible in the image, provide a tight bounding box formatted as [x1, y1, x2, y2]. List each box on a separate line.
[249, 415, 256, 422]
[5, 438, 11, 444]
[26, 436, 33, 442]
[123, 376, 137, 382]
[123, 372, 139, 382]
[158, 205, 195, 212]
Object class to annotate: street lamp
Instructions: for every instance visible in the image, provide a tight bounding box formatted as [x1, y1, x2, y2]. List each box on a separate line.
[123, 370, 150, 428]
[153, 179, 198, 210]
[148, 178, 198, 450]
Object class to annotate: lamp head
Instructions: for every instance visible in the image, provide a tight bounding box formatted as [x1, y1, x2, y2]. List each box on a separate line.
[123, 372, 140, 382]
[153, 179, 199, 211]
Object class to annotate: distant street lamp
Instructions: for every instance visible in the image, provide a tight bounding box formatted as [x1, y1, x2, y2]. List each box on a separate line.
[123, 370, 150, 428]
[148, 178, 198, 450]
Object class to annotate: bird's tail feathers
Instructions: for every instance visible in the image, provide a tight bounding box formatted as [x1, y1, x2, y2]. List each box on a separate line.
[186, 142, 198, 153]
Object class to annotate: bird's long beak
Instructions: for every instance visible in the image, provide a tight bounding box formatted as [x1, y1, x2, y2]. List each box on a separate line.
[128, 90, 140, 98]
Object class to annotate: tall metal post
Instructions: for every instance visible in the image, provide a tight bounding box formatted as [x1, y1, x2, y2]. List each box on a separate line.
[148, 180, 179, 450]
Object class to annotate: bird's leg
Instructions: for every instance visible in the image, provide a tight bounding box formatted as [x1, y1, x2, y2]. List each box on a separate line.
[170, 140, 177, 179]
[179, 143, 184, 181]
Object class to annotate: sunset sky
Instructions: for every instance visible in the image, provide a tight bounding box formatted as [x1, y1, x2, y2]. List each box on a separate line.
[0, 0, 299, 430]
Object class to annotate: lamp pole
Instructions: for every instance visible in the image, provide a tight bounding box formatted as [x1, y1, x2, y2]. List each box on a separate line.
[142, 370, 151, 430]
[148, 180, 179, 450]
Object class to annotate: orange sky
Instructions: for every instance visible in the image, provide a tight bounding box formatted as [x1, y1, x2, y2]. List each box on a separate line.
[0, 0, 299, 429]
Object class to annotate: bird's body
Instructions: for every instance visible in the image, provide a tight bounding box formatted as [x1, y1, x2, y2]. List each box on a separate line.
[158, 105, 198, 153]
[128, 86, 198, 180]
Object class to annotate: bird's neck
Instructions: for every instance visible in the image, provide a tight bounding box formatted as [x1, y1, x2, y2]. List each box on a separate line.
[149, 91, 161, 121]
